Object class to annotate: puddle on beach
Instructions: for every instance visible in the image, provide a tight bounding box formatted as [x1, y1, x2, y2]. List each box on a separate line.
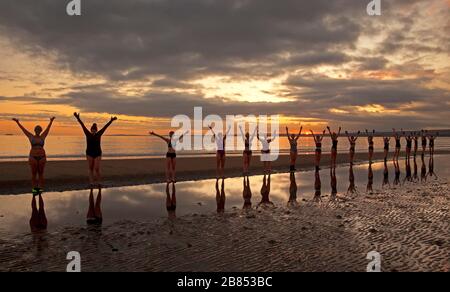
[0, 155, 447, 237]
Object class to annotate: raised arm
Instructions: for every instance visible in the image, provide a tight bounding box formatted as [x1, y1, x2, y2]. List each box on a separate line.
[178, 130, 190, 141]
[98, 117, 117, 136]
[12, 118, 33, 139]
[239, 126, 246, 142]
[41, 117, 56, 139]
[326, 126, 332, 136]
[150, 131, 169, 143]
[338, 127, 342, 137]
[225, 126, 232, 137]
[74, 112, 90, 136]
[286, 127, 291, 141]
[208, 125, 216, 140]
[296, 126, 303, 140]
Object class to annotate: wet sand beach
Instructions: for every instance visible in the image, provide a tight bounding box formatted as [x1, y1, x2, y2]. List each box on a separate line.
[0, 178, 448, 272]
[2, 151, 449, 195]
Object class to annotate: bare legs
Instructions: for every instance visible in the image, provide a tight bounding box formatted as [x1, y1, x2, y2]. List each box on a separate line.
[29, 157, 46, 190]
[166, 157, 176, 183]
[331, 150, 337, 169]
[216, 153, 226, 178]
[87, 156, 102, 186]
[243, 153, 252, 174]
[315, 150, 321, 170]
[289, 151, 297, 171]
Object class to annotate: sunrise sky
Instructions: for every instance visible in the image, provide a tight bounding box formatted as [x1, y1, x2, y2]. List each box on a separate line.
[0, 0, 449, 135]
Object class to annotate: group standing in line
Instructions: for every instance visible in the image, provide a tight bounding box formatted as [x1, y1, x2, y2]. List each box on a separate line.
[12, 116, 440, 195]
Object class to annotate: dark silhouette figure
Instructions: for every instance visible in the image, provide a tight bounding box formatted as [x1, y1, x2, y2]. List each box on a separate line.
[366, 129, 375, 163]
[382, 160, 390, 188]
[310, 129, 326, 171]
[242, 176, 252, 210]
[258, 174, 274, 208]
[327, 126, 342, 169]
[330, 167, 338, 202]
[216, 178, 226, 214]
[288, 172, 299, 207]
[427, 155, 437, 180]
[420, 153, 427, 182]
[345, 131, 360, 165]
[313, 169, 322, 203]
[286, 126, 303, 171]
[86, 187, 103, 225]
[367, 162, 374, 193]
[393, 159, 401, 186]
[166, 182, 177, 219]
[30, 192, 48, 233]
[347, 164, 357, 195]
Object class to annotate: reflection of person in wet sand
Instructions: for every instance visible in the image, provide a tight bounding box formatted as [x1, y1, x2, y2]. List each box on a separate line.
[393, 159, 401, 186]
[330, 167, 337, 202]
[288, 172, 298, 206]
[412, 153, 419, 182]
[427, 155, 437, 180]
[347, 164, 357, 195]
[382, 160, 390, 188]
[257, 174, 274, 208]
[30, 192, 47, 233]
[87, 188, 103, 225]
[345, 131, 360, 165]
[242, 176, 252, 210]
[313, 170, 322, 202]
[367, 163, 374, 193]
[166, 182, 176, 219]
[420, 153, 427, 182]
[216, 178, 226, 214]
[403, 153, 412, 184]
[13, 117, 55, 194]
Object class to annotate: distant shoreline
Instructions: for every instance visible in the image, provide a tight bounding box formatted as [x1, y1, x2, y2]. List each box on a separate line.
[1, 150, 449, 195]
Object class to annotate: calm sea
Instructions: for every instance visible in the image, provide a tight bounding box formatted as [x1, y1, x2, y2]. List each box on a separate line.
[1, 135, 449, 161]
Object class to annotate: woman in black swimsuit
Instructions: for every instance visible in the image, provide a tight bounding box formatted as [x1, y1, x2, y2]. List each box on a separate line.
[392, 128, 403, 162]
[428, 133, 438, 156]
[310, 129, 326, 171]
[345, 131, 360, 165]
[383, 136, 391, 162]
[74, 113, 117, 187]
[239, 126, 257, 175]
[13, 117, 55, 194]
[366, 129, 375, 163]
[286, 125, 303, 171]
[404, 131, 413, 161]
[327, 126, 341, 169]
[150, 130, 188, 183]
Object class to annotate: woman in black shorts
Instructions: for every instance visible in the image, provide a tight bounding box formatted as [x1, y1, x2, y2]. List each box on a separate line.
[366, 129, 375, 163]
[310, 129, 326, 171]
[404, 131, 413, 161]
[74, 113, 117, 187]
[421, 130, 427, 155]
[150, 130, 188, 183]
[327, 126, 341, 168]
[345, 131, 360, 165]
[392, 128, 403, 162]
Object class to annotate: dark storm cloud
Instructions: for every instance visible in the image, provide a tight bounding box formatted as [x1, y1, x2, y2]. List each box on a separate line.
[0, 0, 363, 80]
[0, 0, 448, 129]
